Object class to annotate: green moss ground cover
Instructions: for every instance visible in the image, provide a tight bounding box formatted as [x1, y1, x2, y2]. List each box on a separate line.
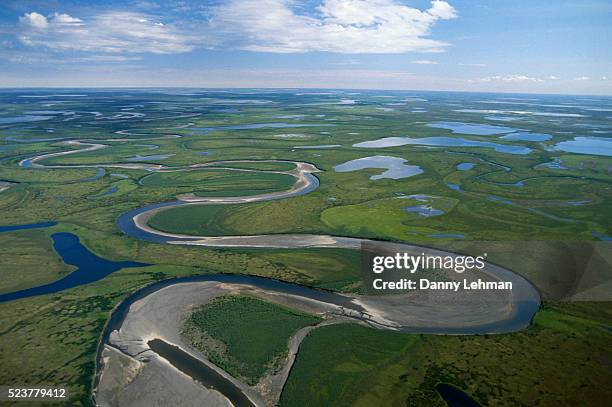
[182, 295, 321, 384]
[141, 169, 296, 197]
[207, 161, 297, 171]
[0, 229, 71, 294]
[281, 302, 612, 407]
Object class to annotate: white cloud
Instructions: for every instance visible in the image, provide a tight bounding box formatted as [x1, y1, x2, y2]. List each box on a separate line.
[545, 75, 560, 80]
[574, 76, 591, 81]
[459, 62, 487, 67]
[476, 74, 543, 83]
[210, 0, 457, 53]
[411, 59, 438, 64]
[52, 13, 84, 25]
[427, 0, 457, 19]
[17, 11, 193, 54]
[20, 12, 49, 28]
[15, 1, 456, 56]
[330, 59, 360, 65]
[5, 53, 143, 65]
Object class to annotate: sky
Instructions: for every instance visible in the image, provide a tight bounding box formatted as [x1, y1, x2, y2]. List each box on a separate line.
[0, 0, 611, 94]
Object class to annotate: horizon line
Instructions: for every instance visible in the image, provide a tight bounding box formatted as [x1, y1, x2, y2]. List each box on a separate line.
[0, 86, 611, 98]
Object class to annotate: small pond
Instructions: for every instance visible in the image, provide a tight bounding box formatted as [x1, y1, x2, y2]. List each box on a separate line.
[553, 136, 612, 157]
[427, 121, 518, 135]
[334, 156, 423, 180]
[354, 137, 531, 155]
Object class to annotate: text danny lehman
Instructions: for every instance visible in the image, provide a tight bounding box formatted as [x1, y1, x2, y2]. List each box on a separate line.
[369, 252, 513, 292]
[371, 278, 513, 291]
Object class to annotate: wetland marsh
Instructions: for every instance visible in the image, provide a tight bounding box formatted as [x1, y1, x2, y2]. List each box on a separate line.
[0, 89, 610, 406]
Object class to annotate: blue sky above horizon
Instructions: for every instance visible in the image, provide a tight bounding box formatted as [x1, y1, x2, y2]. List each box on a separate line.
[0, 0, 611, 94]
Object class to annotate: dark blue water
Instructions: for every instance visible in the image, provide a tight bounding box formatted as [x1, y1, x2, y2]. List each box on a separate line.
[116, 200, 194, 244]
[0, 221, 57, 233]
[116, 173, 320, 244]
[148, 339, 255, 407]
[592, 232, 612, 241]
[0, 232, 149, 303]
[436, 384, 480, 407]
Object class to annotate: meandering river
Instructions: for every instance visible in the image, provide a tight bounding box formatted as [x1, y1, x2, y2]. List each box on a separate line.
[7, 140, 540, 407]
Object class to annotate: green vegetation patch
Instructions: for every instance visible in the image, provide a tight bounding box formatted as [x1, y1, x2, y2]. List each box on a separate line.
[182, 295, 321, 384]
[87, 179, 137, 199]
[141, 169, 296, 197]
[0, 230, 71, 294]
[321, 196, 458, 241]
[281, 303, 612, 407]
[148, 204, 230, 235]
[207, 161, 297, 171]
[255, 248, 362, 292]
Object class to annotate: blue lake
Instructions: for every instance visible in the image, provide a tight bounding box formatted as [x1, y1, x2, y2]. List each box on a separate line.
[500, 132, 552, 142]
[405, 205, 445, 217]
[446, 183, 465, 193]
[427, 121, 518, 135]
[456, 162, 475, 171]
[0, 221, 57, 233]
[553, 136, 612, 157]
[0, 232, 149, 303]
[354, 137, 531, 155]
[403, 195, 445, 216]
[436, 383, 480, 407]
[334, 156, 423, 180]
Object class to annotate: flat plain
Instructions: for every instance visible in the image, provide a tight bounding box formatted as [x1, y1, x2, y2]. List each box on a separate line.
[0, 89, 610, 406]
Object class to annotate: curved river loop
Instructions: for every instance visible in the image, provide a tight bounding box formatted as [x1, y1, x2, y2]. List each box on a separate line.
[14, 139, 540, 407]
